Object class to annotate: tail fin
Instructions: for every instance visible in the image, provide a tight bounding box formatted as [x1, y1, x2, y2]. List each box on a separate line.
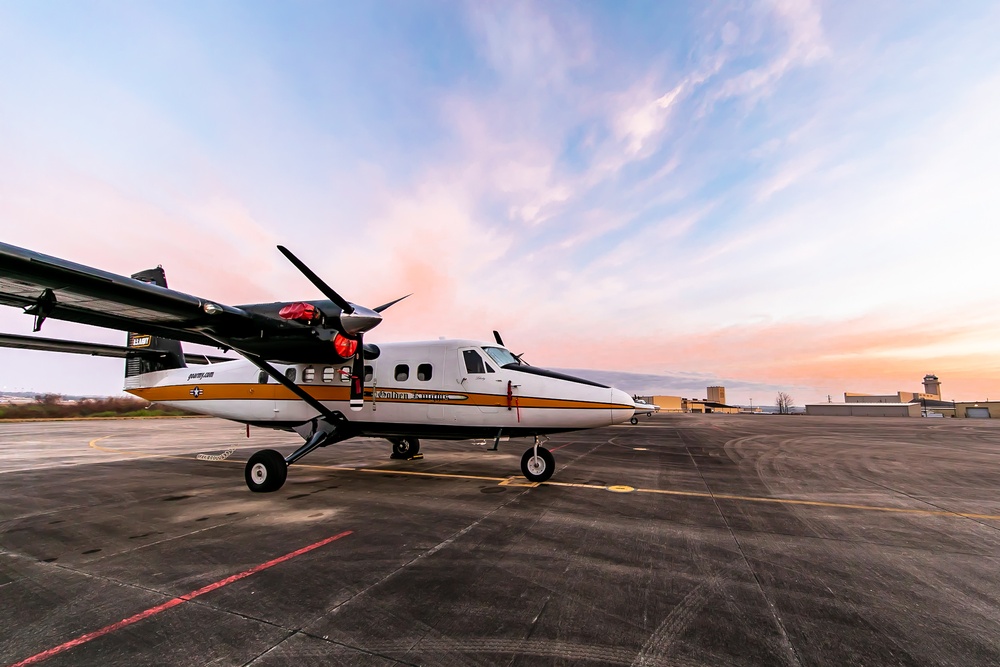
[125, 267, 187, 377]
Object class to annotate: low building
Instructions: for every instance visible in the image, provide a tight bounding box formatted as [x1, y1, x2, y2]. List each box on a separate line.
[806, 402, 921, 417]
[845, 391, 938, 403]
[684, 398, 740, 414]
[953, 401, 1000, 419]
[650, 395, 684, 412]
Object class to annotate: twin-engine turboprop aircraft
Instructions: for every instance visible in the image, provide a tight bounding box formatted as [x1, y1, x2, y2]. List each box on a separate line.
[0, 241, 637, 492]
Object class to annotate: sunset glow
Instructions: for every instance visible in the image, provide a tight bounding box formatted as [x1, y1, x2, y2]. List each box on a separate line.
[1, 1, 998, 404]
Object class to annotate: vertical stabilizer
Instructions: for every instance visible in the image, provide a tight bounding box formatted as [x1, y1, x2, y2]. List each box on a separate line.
[125, 267, 186, 377]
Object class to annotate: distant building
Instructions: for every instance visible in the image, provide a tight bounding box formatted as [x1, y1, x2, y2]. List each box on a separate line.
[953, 401, 999, 419]
[684, 398, 740, 414]
[707, 386, 726, 404]
[806, 402, 921, 418]
[923, 374, 941, 399]
[845, 374, 943, 404]
[650, 396, 684, 412]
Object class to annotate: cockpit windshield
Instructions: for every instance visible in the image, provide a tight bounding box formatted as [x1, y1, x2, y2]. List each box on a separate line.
[483, 346, 521, 367]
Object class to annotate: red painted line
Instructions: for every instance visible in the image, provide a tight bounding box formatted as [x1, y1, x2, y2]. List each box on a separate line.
[9, 530, 353, 667]
[549, 442, 576, 452]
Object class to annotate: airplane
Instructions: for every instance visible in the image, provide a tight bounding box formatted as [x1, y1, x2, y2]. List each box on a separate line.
[629, 396, 661, 424]
[0, 241, 637, 492]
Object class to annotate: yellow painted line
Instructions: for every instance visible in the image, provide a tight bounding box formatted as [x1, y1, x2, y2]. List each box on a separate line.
[86, 438, 1000, 520]
[545, 481, 606, 490]
[499, 477, 540, 488]
[88, 436, 210, 462]
[353, 467, 507, 482]
[633, 487, 1000, 520]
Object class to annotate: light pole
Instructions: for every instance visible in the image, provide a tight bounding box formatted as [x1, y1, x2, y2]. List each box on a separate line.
[749, 397, 753, 414]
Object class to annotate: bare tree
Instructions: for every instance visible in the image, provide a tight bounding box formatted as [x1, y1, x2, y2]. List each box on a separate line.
[775, 392, 794, 414]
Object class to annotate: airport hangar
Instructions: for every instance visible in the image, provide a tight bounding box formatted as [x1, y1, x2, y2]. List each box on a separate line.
[638, 386, 743, 414]
[806, 374, 1000, 418]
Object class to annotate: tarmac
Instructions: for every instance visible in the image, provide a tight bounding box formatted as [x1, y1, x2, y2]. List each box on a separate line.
[2, 414, 1000, 666]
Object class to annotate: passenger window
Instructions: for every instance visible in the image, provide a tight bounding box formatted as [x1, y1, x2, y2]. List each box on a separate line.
[340, 366, 351, 383]
[485, 362, 495, 373]
[395, 364, 409, 382]
[257, 371, 268, 384]
[322, 367, 335, 383]
[364, 365, 374, 382]
[463, 349, 486, 374]
[285, 368, 297, 383]
[303, 366, 315, 383]
[417, 363, 433, 381]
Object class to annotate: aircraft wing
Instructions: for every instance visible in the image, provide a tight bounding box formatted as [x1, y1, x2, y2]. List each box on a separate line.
[0, 241, 323, 360]
[0, 333, 235, 365]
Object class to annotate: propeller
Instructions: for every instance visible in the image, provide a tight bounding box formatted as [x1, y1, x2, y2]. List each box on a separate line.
[491, 330, 527, 365]
[278, 245, 405, 412]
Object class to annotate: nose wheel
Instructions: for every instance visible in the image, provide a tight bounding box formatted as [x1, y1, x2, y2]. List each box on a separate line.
[520, 445, 555, 483]
[245, 449, 288, 492]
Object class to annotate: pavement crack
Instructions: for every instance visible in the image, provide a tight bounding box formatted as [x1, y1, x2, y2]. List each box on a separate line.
[678, 428, 804, 667]
[325, 487, 533, 617]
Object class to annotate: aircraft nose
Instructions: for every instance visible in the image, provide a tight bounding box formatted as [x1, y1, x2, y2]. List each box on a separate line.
[610, 387, 636, 425]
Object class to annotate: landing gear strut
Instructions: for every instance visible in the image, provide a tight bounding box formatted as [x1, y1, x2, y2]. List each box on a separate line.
[520, 437, 554, 483]
[244, 414, 353, 493]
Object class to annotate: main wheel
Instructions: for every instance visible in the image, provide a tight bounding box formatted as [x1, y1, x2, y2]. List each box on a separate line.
[392, 438, 420, 457]
[245, 449, 288, 493]
[520, 446, 555, 483]
[630, 416, 639, 425]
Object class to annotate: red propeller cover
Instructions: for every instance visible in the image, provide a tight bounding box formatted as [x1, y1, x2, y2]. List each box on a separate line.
[278, 302, 319, 323]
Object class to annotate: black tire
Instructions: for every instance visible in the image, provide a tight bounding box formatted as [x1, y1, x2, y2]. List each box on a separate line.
[630, 416, 639, 425]
[245, 449, 287, 493]
[392, 438, 420, 457]
[520, 446, 555, 483]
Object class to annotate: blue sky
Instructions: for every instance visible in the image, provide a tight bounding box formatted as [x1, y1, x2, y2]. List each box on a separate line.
[1, 1, 999, 404]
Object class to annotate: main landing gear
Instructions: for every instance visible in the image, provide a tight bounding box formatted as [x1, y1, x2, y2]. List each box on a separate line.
[245, 449, 287, 493]
[244, 415, 353, 493]
[520, 436, 554, 483]
[389, 437, 420, 458]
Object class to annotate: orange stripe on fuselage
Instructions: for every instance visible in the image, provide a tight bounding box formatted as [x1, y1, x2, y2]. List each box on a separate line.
[126, 383, 631, 410]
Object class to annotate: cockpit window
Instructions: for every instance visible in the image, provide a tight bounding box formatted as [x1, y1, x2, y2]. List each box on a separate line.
[483, 346, 519, 367]
[463, 349, 486, 374]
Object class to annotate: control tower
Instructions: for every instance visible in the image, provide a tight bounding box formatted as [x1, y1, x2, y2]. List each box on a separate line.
[923, 374, 941, 399]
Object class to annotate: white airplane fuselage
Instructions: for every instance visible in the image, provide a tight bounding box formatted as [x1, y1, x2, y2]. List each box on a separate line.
[125, 339, 636, 438]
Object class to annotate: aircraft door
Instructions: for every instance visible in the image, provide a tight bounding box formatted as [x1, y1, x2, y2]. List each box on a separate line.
[458, 348, 503, 417]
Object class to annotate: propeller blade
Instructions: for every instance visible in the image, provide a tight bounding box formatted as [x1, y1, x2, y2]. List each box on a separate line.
[373, 294, 412, 314]
[349, 334, 364, 411]
[277, 245, 354, 314]
[493, 330, 504, 346]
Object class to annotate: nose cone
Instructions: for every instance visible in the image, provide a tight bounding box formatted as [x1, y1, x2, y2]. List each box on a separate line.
[339, 305, 382, 335]
[610, 388, 636, 425]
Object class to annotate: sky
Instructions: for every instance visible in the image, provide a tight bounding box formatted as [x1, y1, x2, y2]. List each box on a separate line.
[1, 1, 999, 405]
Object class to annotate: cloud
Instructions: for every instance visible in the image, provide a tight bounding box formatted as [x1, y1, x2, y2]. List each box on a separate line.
[713, 0, 830, 103]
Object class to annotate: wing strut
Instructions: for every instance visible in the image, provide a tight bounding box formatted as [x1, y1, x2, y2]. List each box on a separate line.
[202, 334, 342, 422]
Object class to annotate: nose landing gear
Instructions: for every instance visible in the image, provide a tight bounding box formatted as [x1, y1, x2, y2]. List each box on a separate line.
[520, 436, 554, 483]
